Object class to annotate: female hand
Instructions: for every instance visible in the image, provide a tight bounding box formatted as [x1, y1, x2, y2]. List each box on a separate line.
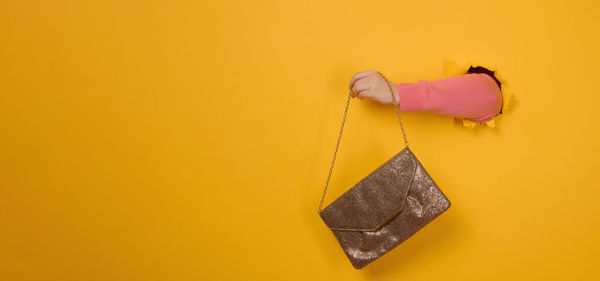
[349, 70, 399, 105]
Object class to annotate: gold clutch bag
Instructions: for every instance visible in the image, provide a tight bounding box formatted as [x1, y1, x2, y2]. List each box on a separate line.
[318, 71, 451, 269]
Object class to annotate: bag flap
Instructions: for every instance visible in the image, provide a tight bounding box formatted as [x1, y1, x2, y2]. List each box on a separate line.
[319, 147, 418, 232]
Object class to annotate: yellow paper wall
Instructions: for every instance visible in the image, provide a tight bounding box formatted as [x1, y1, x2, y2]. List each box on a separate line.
[1, 0, 599, 280]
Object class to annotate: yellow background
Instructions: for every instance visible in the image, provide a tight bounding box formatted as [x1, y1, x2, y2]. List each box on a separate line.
[1, 0, 599, 280]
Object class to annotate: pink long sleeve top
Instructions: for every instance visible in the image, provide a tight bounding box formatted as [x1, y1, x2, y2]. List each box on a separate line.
[396, 73, 503, 123]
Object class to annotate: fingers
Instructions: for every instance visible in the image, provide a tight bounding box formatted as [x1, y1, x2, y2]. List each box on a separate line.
[349, 70, 375, 92]
[351, 80, 371, 98]
[357, 89, 374, 100]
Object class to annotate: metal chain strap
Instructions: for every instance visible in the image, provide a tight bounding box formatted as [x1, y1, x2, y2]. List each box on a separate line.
[318, 71, 409, 213]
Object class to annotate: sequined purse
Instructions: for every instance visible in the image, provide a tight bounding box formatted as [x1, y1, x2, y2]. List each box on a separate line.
[317, 71, 451, 269]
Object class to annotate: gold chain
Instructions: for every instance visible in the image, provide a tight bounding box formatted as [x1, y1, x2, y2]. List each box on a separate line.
[318, 71, 409, 213]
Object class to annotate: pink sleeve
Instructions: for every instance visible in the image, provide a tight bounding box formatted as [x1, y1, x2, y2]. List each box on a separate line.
[396, 73, 503, 122]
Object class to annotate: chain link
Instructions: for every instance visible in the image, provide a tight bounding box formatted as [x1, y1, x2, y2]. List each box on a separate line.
[379, 71, 410, 148]
[318, 71, 409, 214]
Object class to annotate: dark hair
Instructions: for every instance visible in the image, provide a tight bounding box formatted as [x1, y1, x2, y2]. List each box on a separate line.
[466, 65, 503, 114]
